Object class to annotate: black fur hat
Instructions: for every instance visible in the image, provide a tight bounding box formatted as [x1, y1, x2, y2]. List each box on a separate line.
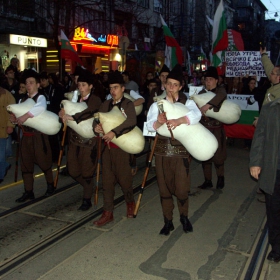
[159, 64, 170, 75]
[166, 64, 183, 84]
[108, 71, 124, 85]
[205, 66, 218, 80]
[22, 69, 40, 83]
[77, 70, 94, 85]
[73, 66, 85, 76]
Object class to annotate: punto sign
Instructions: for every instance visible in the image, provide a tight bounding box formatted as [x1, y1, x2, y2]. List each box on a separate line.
[10, 34, 48, 47]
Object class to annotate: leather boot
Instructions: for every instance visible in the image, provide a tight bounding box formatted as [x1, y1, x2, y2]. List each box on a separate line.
[44, 183, 56, 197]
[180, 214, 193, 233]
[127, 202, 135, 218]
[198, 180, 213, 189]
[159, 217, 174, 236]
[94, 211, 114, 226]
[16, 190, 35, 203]
[78, 199, 92, 211]
[216, 176, 225, 189]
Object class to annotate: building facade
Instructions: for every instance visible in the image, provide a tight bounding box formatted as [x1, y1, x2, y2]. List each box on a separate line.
[0, 0, 273, 80]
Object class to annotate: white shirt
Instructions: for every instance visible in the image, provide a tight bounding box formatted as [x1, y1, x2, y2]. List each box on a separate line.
[20, 94, 47, 117]
[146, 99, 201, 132]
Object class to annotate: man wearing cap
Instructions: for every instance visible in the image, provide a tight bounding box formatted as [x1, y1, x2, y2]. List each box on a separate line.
[146, 64, 201, 235]
[147, 64, 170, 110]
[93, 71, 137, 226]
[106, 86, 144, 176]
[11, 69, 55, 202]
[197, 66, 227, 190]
[59, 70, 102, 211]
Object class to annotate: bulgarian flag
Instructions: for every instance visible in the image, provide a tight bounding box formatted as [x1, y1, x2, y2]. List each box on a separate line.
[60, 30, 83, 65]
[212, 0, 228, 54]
[160, 15, 183, 69]
[227, 29, 244, 51]
[223, 94, 259, 139]
[212, 0, 228, 71]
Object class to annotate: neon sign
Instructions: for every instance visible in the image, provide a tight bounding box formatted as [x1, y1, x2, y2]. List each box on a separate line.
[73, 27, 97, 42]
[98, 35, 106, 43]
[73, 27, 119, 47]
[107, 35, 119, 47]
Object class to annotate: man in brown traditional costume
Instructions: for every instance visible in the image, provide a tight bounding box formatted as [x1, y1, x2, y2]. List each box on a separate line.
[93, 71, 137, 226]
[146, 64, 201, 235]
[146, 64, 170, 110]
[197, 66, 227, 190]
[12, 69, 55, 202]
[59, 70, 102, 210]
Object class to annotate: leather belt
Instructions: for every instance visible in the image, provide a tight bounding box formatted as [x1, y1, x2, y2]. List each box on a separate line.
[154, 138, 189, 158]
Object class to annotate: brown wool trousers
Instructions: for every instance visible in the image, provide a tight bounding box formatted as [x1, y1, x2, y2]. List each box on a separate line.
[20, 133, 53, 191]
[155, 155, 190, 220]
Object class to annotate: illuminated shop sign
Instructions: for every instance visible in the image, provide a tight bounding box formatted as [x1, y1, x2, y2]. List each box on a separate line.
[73, 27, 118, 47]
[10, 34, 47, 47]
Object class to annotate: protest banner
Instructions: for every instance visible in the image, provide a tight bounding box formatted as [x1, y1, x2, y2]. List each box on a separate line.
[225, 51, 270, 77]
[223, 94, 259, 139]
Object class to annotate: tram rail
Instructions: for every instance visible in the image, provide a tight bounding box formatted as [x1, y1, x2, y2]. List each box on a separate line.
[0, 149, 150, 219]
[0, 175, 157, 278]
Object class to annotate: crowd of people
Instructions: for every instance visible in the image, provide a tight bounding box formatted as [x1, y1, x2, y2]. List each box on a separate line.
[1, 48, 280, 263]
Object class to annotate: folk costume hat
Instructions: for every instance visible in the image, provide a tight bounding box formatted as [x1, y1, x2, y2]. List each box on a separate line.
[167, 64, 183, 84]
[108, 71, 125, 85]
[159, 64, 170, 75]
[22, 68, 40, 83]
[73, 66, 85, 76]
[205, 66, 218, 80]
[77, 70, 94, 85]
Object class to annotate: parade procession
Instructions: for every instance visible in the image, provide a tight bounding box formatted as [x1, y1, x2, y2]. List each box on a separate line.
[1, 0, 280, 279]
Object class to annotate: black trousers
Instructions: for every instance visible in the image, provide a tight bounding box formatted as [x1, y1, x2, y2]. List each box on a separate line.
[265, 169, 280, 254]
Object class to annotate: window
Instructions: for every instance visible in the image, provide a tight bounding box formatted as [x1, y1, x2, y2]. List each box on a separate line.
[137, 0, 149, 9]
[59, 9, 65, 26]
[137, 23, 149, 38]
[238, 23, 246, 30]
[2, 0, 33, 17]
[154, 0, 162, 13]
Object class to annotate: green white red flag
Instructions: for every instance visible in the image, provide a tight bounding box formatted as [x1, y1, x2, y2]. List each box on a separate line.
[212, 0, 228, 72]
[227, 29, 244, 51]
[60, 30, 83, 65]
[160, 15, 183, 69]
[224, 94, 259, 139]
[212, 0, 228, 54]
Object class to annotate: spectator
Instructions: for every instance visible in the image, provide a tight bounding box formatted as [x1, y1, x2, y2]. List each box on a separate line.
[0, 87, 15, 184]
[192, 70, 200, 86]
[218, 75, 228, 92]
[228, 77, 243, 94]
[62, 72, 72, 92]
[122, 71, 139, 92]
[1, 65, 19, 99]
[140, 71, 155, 96]
[9, 57, 20, 82]
[241, 77, 258, 95]
[249, 97, 280, 263]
